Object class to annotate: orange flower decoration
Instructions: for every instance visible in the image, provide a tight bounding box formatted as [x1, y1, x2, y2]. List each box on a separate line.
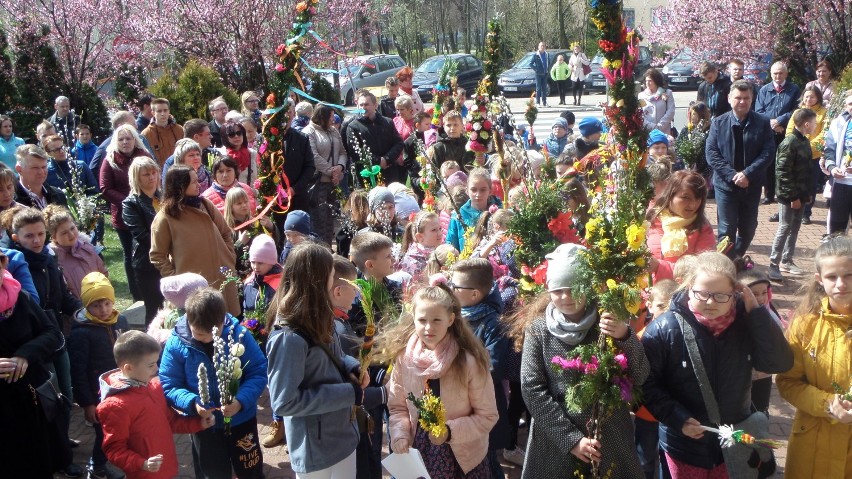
[296, 1, 308, 12]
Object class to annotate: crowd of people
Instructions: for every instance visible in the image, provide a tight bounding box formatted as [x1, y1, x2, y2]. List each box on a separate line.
[0, 53, 850, 479]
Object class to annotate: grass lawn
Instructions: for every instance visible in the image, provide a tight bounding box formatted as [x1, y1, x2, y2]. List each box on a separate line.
[100, 228, 135, 312]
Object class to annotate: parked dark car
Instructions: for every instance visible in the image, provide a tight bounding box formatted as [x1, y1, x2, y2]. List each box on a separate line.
[413, 54, 484, 102]
[585, 46, 652, 92]
[497, 49, 571, 96]
[661, 48, 704, 90]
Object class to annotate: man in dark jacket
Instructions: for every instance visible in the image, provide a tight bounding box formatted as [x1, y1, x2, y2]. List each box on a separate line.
[14, 144, 68, 209]
[47, 95, 80, 147]
[342, 89, 405, 184]
[697, 62, 732, 118]
[641, 289, 792, 472]
[530, 42, 549, 107]
[756, 62, 801, 205]
[274, 100, 316, 238]
[706, 80, 776, 258]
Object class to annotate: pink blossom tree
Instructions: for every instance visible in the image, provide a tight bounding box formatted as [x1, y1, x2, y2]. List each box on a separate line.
[0, 0, 129, 96]
[648, 0, 776, 63]
[123, 0, 377, 91]
[650, 0, 851, 77]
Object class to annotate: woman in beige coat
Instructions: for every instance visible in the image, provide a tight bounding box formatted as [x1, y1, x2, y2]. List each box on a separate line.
[301, 105, 347, 246]
[150, 165, 240, 316]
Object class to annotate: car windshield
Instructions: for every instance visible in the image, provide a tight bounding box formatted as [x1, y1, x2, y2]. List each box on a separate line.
[416, 57, 446, 73]
[511, 53, 535, 69]
[338, 65, 360, 77]
[672, 49, 695, 63]
[591, 53, 604, 65]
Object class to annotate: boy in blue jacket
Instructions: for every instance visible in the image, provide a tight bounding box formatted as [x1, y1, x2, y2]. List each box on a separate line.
[450, 258, 512, 478]
[159, 288, 267, 479]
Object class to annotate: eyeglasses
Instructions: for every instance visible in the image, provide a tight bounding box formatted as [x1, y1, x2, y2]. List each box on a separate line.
[245, 99, 259, 104]
[226, 131, 244, 138]
[448, 282, 476, 291]
[690, 289, 734, 303]
[47, 147, 64, 153]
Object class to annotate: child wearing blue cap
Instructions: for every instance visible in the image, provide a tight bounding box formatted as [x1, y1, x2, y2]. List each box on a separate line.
[575, 117, 602, 159]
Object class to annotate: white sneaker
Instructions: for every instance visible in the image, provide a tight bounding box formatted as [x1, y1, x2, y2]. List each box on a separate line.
[503, 447, 525, 466]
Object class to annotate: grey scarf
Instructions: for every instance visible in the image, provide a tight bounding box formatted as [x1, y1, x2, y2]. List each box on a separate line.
[545, 302, 598, 346]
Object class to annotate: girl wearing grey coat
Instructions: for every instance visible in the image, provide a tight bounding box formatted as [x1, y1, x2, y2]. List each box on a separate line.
[520, 307, 650, 479]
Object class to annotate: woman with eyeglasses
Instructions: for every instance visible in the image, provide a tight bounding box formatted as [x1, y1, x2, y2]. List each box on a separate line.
[240, 91, 262, 127]
[640, 251, 792, 478]
[216, 121, 258, 186]
[645, 171, 716, 281]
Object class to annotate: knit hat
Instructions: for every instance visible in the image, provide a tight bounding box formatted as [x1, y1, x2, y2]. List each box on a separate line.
[249, 234, 278, 265]
[368, 186, 395, 211]
[445, 171, 468, 190]
[80, 272, 115, 307]
[284, 210, 313, 236]
[647, 129, 670, 148]
[578, 117, 603, 138]
[545, 243, 587, 292]
[551, 117, 568, 130]
[160, 273, 208, 309]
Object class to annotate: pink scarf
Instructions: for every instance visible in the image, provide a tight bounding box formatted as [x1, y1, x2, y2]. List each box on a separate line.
[688, 302, 736, 337]
[0, 270, 22, 320]
[403, 332, 459, 379]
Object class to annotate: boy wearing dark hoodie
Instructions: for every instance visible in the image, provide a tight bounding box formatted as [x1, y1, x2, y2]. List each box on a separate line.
[450, 258, 512, 479]
[68, 272, 129, 479]
[98, 331, 213, 479]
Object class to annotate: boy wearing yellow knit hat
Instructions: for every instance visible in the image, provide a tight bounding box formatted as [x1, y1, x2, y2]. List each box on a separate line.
[68, 272, 130, 479]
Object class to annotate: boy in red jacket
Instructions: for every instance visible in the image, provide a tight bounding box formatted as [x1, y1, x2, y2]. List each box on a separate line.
[97, 331, 214, 478]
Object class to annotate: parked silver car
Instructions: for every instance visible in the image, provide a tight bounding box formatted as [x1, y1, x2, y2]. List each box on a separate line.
[334, 54, 407, 105]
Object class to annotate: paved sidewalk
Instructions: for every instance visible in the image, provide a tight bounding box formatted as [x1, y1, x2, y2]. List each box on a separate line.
[60, 198, 815, 478]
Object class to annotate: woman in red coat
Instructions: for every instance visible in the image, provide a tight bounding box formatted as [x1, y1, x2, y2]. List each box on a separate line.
[646, 170, 716, 280]
[100, 124, 151, 301]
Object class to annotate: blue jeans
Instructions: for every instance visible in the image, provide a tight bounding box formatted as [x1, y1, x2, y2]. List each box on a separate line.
[770, 201, 804, 265]
[635, 417, 659, 479]
[534, 75, 548, 105]
[715, 185, 761, 257]
[90, 422, 107, 468]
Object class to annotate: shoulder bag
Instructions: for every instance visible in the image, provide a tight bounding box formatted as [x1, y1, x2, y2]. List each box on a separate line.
[675, 312, 776, 479]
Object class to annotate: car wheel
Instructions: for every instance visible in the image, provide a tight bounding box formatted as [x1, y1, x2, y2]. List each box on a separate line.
[345, 90, 354, 106]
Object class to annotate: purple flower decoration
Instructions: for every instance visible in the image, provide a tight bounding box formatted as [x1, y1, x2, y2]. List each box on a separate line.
[615, 377, 634, 402]
[246, 319, 259, 329]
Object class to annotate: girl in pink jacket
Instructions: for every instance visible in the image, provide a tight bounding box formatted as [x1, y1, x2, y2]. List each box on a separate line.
[646, 170, 716, 281]
[383, 284, 498, 478]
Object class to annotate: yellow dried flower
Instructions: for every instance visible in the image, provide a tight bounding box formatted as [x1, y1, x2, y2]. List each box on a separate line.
[626, 223, 645, 251]
[606, 279, 618, 291]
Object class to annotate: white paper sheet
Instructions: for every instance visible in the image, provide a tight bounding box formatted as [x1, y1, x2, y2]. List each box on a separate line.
[381, 447, 432, 479]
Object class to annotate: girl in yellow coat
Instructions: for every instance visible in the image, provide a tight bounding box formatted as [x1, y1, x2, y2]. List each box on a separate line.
[777, 235, 852, 478]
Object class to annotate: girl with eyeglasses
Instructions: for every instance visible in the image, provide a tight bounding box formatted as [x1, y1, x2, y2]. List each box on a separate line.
[641, 251, 792, 478]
